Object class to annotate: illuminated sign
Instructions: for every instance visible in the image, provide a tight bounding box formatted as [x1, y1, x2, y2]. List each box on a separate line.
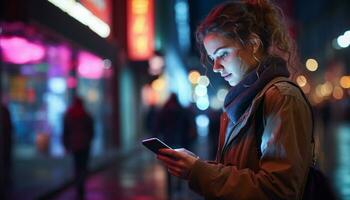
[78, 51, 104, 79]
[80, 0, 112, 26]
[47, 0, 110, 38]
[0, 36, 45, 64]
[127, 0, 154, 60]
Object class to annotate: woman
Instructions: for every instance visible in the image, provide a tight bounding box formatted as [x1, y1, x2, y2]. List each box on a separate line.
[157, 0, 313, 199]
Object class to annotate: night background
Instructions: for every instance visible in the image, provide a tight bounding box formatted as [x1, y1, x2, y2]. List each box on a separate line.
[1, 0, 350, 199]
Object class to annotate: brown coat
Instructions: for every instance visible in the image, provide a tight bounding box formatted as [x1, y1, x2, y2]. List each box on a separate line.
[188, 77, 313, 200]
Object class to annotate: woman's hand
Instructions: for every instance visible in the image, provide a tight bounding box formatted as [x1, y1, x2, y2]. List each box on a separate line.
[157, 148, 199, 180]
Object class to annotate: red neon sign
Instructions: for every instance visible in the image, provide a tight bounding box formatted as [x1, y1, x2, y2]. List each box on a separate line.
[127, 0, 154, 61]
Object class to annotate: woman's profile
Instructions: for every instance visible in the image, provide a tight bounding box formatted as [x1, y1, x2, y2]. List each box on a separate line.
[157, 0, 315, 199]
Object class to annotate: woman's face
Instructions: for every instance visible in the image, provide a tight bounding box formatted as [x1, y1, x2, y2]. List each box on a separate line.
[203, 33, 256, 86]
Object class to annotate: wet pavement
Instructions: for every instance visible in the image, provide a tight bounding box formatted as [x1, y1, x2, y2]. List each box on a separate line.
[7, 136, 210, 200]
[7, 129, 350, 200]
[53, 150, 202, 200]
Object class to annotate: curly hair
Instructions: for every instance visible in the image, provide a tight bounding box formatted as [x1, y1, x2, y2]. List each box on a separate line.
[196, 0, 298, 72]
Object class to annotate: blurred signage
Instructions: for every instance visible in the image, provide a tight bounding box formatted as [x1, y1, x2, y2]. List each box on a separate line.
[79, 0, 112, 26]
[0, 36, 46, 64]
[77, 51, 104, 79]
[127, 0, 154, 60]
[47, 0, 110, 38]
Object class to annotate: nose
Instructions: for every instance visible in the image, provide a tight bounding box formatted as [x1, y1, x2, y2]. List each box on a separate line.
[212, 59, 223, 73]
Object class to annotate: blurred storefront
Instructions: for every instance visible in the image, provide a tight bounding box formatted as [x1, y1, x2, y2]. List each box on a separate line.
[0, 0, 118, 158]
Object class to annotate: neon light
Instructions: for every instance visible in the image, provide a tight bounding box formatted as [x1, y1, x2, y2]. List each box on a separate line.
[67, 76, 77, 88]
[175, 0, 190, 51]
[217, 88, 228, 102]
[195, 114, 209, 137]
[194, 85, 207, 97]
[79, 0, 112, 26]
[196, 114, 209, 128]
[188, 70, 200, 84]
[196, 96, 209, 111]
[209, 96, 222, 110]
[77, 51, 104, 79]
[198, 75, 210, 86]
[0, 36, 45, 64]
[47, 45, 72, 76]
[48, 77, 67, 94]
[148, 55, 164, 75]
[127, 0, 154, 60]
[47, 0, 110, 38]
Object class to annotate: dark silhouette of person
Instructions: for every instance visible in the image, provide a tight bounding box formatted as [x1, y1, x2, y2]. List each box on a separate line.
[208, 108, 221, 160]
[156, 93, 195, 199]
[182, 104, 197, 152]
[62, 96, 94, 199]
[144, 105, 159, 137]
[0, 103, 13, 200]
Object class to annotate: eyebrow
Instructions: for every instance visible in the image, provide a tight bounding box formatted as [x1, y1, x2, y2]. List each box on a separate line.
[213, 45, 229, 56]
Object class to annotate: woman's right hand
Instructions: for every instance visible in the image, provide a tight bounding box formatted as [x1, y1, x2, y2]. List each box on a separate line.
[157, 148, 199, 180]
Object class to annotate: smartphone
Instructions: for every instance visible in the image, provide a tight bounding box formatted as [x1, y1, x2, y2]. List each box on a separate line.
[142, 138, 172, 154]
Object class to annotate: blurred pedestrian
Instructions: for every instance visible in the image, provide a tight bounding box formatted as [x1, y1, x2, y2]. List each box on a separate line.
[144, 104, 159, 137]
[156, 1, 328, 199]
[62, 96, 94, 200]
[208, 108, 221, 160]
[157, 93, 195, 199]
[0, 102, 13, 199]
[182, 104, 197, 152]
[157, 93, 193, 149]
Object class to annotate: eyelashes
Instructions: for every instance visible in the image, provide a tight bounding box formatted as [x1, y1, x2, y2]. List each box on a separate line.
[219, 52, 229, 59]
[209, 52, 229, 64]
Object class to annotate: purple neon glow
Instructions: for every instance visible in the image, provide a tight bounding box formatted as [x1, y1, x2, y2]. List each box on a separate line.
[47, 45, 72, 76]
[0, 36, 45, 64]
[77, 51, 104, 79]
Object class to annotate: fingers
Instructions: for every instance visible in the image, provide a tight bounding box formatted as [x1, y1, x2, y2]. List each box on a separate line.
[157, 154, 180, 175]
[156, 148, 196, 180]
[175, 148, 198, 158]
[157, 154, 190, 179]
[157, 154, 179, 167]
[168, 168, 181, 177]
[158, 148, 183, 159]
[167, 165, 189, 179]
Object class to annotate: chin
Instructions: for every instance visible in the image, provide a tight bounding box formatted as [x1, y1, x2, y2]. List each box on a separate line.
[228, 79, 239, 86]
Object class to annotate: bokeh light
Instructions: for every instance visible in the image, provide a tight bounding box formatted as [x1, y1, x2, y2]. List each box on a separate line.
[306, 58, 318, 72]
[217, 88, 228, 102]
[333, 86, 344, 100]
[296, 75, 307, 87]
[195, 114, 209, 128]
[196, 96, 209, 110]
[337, 31, 350, 48]
[151, 77, 166, 92]
[188, 70, 200, 84]
[198, 75, 210, 87]
[194, 85, 207, 97]
[340, 76, 350, 89]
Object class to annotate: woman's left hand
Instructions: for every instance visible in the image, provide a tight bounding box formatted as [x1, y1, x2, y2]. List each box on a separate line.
[157, 148, 199, 180]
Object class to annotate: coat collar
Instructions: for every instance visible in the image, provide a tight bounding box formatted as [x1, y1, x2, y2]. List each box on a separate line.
[219, 77, 291, 159]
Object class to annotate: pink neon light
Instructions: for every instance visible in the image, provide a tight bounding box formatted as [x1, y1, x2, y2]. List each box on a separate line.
[77, 51, 104, 79]
[0, 36, 45, 64]
[67, 76, 77, 88]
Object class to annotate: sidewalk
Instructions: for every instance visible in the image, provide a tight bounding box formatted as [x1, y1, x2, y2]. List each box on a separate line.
[8, 136, 211, 200]
[8, 147, 132, 200]
[53, 148, 202, 200]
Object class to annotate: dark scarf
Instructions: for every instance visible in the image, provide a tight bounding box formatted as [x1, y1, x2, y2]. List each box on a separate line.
[223, 56, 290, 124]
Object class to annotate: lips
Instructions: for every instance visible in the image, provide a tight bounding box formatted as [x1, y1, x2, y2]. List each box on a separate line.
[222, 73, 232, 80]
